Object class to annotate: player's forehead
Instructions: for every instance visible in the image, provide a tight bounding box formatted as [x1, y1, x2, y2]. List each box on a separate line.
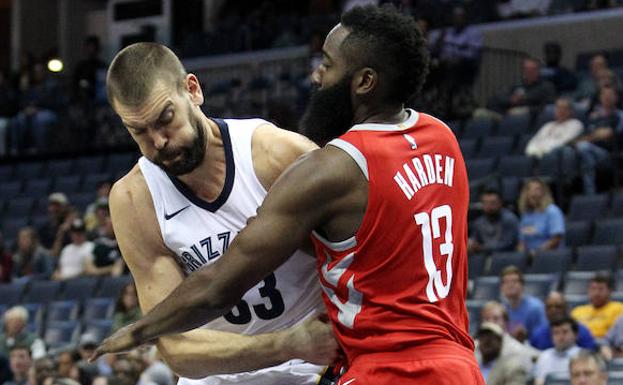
[323, 24, 351, 60]
[114, 81, 174, 125]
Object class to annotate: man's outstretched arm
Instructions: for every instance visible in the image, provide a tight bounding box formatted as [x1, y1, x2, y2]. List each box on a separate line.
[93, 146, 359, 358]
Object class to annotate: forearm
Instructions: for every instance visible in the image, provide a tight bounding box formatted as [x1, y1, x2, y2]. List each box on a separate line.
[157, 329, 294, 378]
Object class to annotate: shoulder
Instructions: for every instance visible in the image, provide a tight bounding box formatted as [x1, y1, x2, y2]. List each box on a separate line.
[524, 295, 544, 308]
[545, 204, 563, 216]
[109, 165, 151, 214]
[501, 208, 519, 222]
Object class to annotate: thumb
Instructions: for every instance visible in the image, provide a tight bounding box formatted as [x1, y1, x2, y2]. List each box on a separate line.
[88, 347, 104, 363]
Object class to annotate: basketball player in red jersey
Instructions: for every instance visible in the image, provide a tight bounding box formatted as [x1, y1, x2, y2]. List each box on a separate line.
[93, 5, 484, 384]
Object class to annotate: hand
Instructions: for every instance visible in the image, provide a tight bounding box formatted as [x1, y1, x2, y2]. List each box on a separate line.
[89, 323, 150, 362]
[284, 314, 342, 365]
[511, 325, 528, 343]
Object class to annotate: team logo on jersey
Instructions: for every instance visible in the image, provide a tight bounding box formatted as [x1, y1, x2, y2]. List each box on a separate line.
[164, 205, 190, 220]
[403, 134, 417, 149]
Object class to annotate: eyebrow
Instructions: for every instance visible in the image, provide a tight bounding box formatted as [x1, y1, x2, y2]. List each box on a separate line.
[124, 101, 174, 131]
[322, 49, 333, 61]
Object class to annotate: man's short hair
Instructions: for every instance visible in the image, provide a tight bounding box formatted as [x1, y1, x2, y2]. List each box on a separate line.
[9, 344, 31, 356]
[481, 301, 509, 322]
[500, 265, 524, 284]
[569, 350, 607, 373]
[591, 273, 614, 290]
[480, 188, 502, 200]
[340, 5, 429, 105]
[551, 316, 579, 334]
[106, 42, 187, 107]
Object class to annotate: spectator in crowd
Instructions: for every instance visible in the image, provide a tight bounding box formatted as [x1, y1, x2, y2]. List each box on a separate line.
[574, 86, 623, 194]
[541, 42, 577, 94]
[3, 345, 32, 385]
[599, 313, 623, 361]
[487, 57, 556, 117]
[139, 347, 174, 385]
[56, 351, 78, 380]
[38, 192, 73, 252]
[531, 291, 596, 351]
[73, 36, 107, 105]
[112, 283, 141, 332]
[576, 53, 610, 103]
[9, 62, 62, 154]
[0, 307, 45, 359]
[468, 189, 519, 254]
[475, 301, 536, 373]
[525, 97, 584, 158]
[52, 219, 94, 281]
[86, 199, 110, 241]
[570, 350, 608, 385]
[0, 232, 12, 283]
[517, 178, 565, 254]
[571, 274, 623, 340]
[75, 334, 100, 380]
[28, 357, 57, 385]
[477, 322, 528, 385]
[500, 266, 548, 342]
[85, 181, 112, 236]
[11, 227, 53, 282]
[534, 317, 582, 385]
[85, 214, 123, 277]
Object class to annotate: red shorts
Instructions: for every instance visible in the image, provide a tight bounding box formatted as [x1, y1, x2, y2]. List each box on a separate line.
[337, 342, 485, 385]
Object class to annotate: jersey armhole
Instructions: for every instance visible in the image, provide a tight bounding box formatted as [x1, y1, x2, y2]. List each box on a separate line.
[327, 139, 369, 180]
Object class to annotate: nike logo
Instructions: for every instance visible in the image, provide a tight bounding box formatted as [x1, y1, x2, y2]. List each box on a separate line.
[164, 205, 190, 220]
[341, 379, 356, 385]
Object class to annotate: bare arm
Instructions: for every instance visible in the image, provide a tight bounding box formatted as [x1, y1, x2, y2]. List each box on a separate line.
[106, 165, 336, 377]
[95, 146, 359, 353]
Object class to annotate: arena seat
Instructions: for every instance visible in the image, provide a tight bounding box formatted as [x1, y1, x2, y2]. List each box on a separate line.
[565, 221, 592, 248]
[496, 113, 532, 137]
[567, 194, 609, 222]
[477, 137, 515, 159]
[46, 300, 80, 323]
[44, 320, 80, 349]
[0, 282, 27, 305]
[528, 249, 572, 274]
[497, 155, 534, 178]
[23, 281, 61, 303]
[472, 276, 500, 301]
[575, 245, 618, 271]
[462, 117, 495, 139]
[83, 298, 115, 321]
[592, 219, 623, 246]
[60, 277, 100, 302]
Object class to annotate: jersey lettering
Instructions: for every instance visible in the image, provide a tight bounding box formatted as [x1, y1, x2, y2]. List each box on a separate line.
[320, 250, 363, 329]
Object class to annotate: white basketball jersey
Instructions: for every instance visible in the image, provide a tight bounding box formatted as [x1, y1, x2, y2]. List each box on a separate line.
[138, 118, 325, 385]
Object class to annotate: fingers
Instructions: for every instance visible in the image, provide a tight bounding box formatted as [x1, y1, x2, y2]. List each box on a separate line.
[88, 346, 105, 363]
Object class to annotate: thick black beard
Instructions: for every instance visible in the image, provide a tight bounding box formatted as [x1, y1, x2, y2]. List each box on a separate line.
[153, 111, 206, 176]
[299, 75, 355, 146]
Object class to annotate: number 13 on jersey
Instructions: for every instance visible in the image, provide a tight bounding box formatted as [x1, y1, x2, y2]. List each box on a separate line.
[415, 204, 454, 303]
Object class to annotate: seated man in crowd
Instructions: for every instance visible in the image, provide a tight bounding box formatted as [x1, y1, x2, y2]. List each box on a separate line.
[540, 42, 577, 95]
[3, 345, 32, 385]
[570, 351, 608, 385]
[571, 274, 623, 341]
[500, 266, 548, 342]
[52, 219, 94, 281]
[573, 85, 623, 195]
[531, 291, 596, 351]
[477, 322, 527, 385]
[534, 317, 582, 385]
[476, 301, 537, 373]
[468, 189, 519, 254]
[0, 307, 45, 359]
[525, 97, 584, 158]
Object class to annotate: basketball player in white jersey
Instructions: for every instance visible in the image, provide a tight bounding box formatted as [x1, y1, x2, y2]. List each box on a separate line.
[103, 43, 338, 385]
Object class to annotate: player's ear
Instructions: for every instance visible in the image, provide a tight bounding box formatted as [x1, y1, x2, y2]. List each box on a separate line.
[185, 74, 204, 106]
[353, 67, 377, 97]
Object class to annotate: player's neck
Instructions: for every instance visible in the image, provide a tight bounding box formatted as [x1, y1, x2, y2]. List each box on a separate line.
[353, 104, 408, 126]
[177, 117, 227, 202]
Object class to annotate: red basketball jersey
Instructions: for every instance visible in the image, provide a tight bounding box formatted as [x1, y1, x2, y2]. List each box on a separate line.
[312, 110, 474, 365]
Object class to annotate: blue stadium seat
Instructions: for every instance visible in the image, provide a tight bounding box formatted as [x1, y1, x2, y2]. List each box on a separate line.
[83, 298, 115, 321]
[523, 274, 557, 299]
[0, 181, 22, 199]
[46, 301, 80, 323]
[5, 197, 35, 217]
[500, 177, 521, 204]
[447, 120, 462, 137]
[568, 194, 609, 222]
[74, 156, 105, 174]
[69, 192, 95, 212]
[22, 302, 44, 334]
[564, 271, 599, 296]
[528, 249, 572, 274]
[477, 137, 515, 159]
[466, 299, 487, 336]
[612, 192, 623, 218]
[61, 277, 99, 301]
[44, 320, 80, 349]
[2, 217, 29, 241]
[575, 246, 618, 271]
[23, 281, 61, 303]
[496, 113, 532, 137]
[535, 104, 555, 129]
[462, 117, 495, 139]
[565, 221, 592, 248]
[106, 153, 137, 174]
[466, 158, 495, 181]
[53, 175, 82, 195]
[96, 275, 133, 298]
[22, 179, 53, 200]
[15, 162, 44, 179]
[459, 139, 478, 159]
[46, 160, 75, 177]
[487, 252, 528, 276]
[497, 155, 534, 178]
[0, 165, 13, 182]
[565, 293, 589, 309]
[468, 254, 485, 280]
[81, 173, 110, 194]
[592, 219, 623, 246]
[83, 319, 114, 342]
[0, 283, 26, 305]
[472, 276, 500, 300]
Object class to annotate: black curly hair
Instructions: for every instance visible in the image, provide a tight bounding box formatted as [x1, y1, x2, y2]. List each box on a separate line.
[340, 4, 429, 105]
